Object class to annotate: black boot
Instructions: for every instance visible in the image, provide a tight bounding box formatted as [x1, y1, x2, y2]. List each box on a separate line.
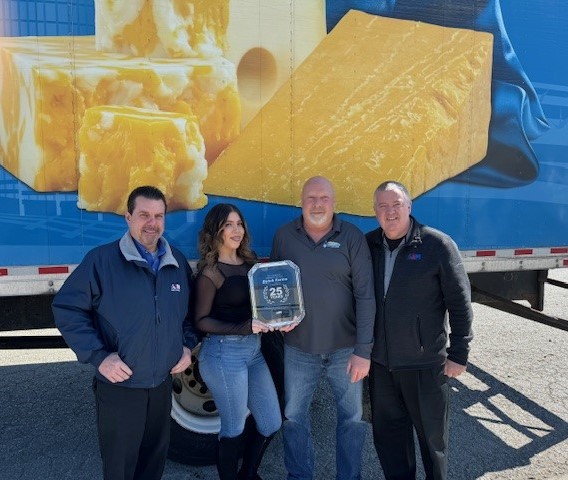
[217, 436, 241, 480]
[237, 430, 274, 480]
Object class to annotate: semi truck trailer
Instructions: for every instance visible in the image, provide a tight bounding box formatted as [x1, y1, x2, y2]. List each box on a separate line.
[1, 0, 566, 465]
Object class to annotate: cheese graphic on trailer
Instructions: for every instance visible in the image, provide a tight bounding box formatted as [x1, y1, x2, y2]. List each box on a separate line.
[224, 0, 326, 126]
[95, 0, 229, 58]
[78, 105, 207, 214]
[0, 35, 240, 192]
[95, 0, 327, 126]
[204, 11, 494, 216]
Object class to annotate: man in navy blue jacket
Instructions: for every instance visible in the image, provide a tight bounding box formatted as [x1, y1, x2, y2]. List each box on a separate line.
[52, 186, 199, 480]
[366, 181, 473, 480]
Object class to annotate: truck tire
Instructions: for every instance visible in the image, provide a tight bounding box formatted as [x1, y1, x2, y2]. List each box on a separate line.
[167, 344, 221, 465]
[167, 335, 285, 465]
[168, 416, 218, 465]
[167, 343, 260, 465]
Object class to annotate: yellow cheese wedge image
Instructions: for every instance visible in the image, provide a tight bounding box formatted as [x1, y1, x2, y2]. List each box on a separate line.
[204, 11, 493, 216]
[225, 0, 326, 126]
[0, 35, 240, 192]
[78, 105, 207, 214]
[95, 0, 229, 58]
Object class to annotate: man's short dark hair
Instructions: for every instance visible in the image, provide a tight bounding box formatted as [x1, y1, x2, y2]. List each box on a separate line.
[127, 186, 167, 214]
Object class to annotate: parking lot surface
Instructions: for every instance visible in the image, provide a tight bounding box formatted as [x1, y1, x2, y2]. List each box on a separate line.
[1, 269, 567, 479]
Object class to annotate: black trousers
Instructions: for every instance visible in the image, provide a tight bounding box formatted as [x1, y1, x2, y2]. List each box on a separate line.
[93, 376, 172, 480]
[369, 362, 449, 480]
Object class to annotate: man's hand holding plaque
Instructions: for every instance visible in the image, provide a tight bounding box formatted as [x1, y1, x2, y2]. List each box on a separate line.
[248, 260, 305, 329]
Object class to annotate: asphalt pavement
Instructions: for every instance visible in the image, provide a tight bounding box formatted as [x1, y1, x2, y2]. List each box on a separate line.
[1, 269, 567, 480]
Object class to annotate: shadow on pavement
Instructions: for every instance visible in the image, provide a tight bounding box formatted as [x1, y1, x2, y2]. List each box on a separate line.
[448, 362, 568, 478]
[1, 358, 566, 479]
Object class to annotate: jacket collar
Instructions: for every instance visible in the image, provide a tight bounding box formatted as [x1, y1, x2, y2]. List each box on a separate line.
[405, 217, 423, 247]
[119, 232, 179, 269]
[370, 215, 423, 247]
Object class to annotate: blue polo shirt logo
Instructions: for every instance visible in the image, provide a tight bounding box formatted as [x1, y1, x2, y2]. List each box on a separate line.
[407, 253, 422, 261]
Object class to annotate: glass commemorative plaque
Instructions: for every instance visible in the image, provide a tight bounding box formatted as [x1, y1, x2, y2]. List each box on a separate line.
[248, 260, 305, 328]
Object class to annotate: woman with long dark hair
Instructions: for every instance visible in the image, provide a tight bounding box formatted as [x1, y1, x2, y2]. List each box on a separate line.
[194, 203, 281, 480]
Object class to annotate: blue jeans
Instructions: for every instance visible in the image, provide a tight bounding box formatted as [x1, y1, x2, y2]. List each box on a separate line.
[198, 334, 282, 438]
[283, 345, 367, 480]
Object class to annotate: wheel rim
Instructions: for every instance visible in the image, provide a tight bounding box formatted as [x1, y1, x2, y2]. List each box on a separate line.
[171, 344, 220, 434]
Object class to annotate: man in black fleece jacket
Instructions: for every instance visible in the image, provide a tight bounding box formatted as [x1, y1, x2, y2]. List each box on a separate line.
[366, 180, 473, 480]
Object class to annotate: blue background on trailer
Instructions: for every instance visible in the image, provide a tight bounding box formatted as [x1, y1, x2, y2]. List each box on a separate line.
[0, 0, 566, 265]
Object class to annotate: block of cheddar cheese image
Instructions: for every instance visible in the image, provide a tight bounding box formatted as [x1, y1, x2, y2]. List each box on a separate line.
[204, 11, 494, 216]
[0, 35, 239, 192]
[95, 0, 229, 58]
[78, 105, 207, 214]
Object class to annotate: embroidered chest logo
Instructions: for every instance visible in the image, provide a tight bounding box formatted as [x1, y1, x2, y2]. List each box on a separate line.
[323, 241, 341, 249]
[407, 253, 422, 261]
[171, 283, 181, 292]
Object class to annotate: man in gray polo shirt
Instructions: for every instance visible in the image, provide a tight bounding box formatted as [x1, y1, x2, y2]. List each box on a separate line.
[271, 176, 375, 480]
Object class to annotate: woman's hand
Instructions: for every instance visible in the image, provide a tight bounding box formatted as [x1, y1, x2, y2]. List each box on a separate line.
[251, 318, 271, 334]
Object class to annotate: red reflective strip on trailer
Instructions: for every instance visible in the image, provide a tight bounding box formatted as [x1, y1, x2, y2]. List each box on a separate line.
[551, 247, 568, 254]
[475, 251, 496, 257]
[0, 269, 7, 276]
[38, 266, 69, 275]
[514, 249, 533, 255]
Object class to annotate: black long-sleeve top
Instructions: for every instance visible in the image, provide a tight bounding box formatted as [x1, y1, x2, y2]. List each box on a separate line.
[194, 262, 254, 336]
